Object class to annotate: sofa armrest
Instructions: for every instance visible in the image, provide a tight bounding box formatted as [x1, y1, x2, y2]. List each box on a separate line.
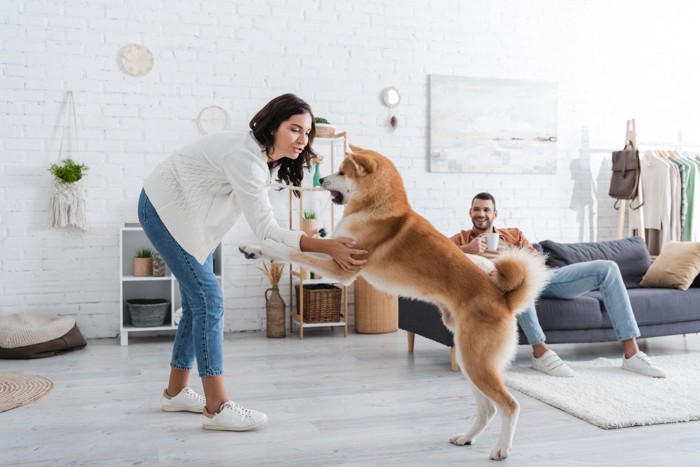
[398, 298, 454, 348]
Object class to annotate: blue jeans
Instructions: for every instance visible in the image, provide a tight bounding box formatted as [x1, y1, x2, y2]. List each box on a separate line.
[516, 260, 641, 345]
[138, 189, 224, 377]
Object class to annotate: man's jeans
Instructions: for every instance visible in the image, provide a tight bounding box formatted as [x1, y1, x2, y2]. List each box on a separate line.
[517, 260, 641, 345]
[138, 189, 224, 377]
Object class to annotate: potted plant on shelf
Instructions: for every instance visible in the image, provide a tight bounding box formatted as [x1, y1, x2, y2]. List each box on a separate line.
[301, 211, 319, 237]
[314, 117, 336, 138]
[133, 248, 153, 277]
[49, 158, 89, 230]
[259, 260, 286, 338]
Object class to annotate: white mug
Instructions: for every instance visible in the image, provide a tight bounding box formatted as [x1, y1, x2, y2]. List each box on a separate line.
[485, 233, 499, 252]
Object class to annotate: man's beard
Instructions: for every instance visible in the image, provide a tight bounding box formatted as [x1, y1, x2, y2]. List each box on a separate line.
[471, 217, 492, 232]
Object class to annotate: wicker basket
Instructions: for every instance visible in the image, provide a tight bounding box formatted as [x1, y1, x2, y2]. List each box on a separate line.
[315, 124, 336, 138]
[295, 284, 341, 323]
[127, 299, 169, 327]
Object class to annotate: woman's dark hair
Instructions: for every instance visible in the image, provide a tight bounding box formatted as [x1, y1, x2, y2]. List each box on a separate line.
[249, 93, 318, 196]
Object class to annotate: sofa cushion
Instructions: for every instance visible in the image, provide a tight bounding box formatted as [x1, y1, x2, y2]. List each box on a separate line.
[533, 295, 603, 330]
[540, 237, 651, 288]
[590, 288, 700, 328]
[640, 241, 700, 290]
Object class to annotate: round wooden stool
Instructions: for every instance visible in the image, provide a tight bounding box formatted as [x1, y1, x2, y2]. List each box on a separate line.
[354, 277, 398, 334]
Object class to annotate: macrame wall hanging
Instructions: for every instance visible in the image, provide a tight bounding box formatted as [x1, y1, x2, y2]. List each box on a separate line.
[49, 91, 88, 231]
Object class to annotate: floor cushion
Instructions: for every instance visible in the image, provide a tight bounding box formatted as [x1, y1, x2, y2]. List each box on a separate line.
[0, 313, 87, 359]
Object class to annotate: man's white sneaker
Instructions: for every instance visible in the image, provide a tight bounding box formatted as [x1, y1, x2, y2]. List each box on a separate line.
[532, 350, 575, 377]
[161, 387, 205, 413]
[622, 351, 666, 378]
[202, 401, 268, 432]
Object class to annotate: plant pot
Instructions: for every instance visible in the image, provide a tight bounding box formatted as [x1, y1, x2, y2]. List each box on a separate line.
[301, 218, 319, 237]
[265, 286, 286, 338]
[315, 123, 336, 138]
[133, 257, 153, 277]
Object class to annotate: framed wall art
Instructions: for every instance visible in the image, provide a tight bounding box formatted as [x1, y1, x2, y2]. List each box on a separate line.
[429, 75, 558, 174]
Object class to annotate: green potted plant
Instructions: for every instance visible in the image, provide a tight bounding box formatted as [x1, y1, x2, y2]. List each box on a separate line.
[49, 159, 88, 184]
[133, 247, 153, 277]
[314, 117, 336, 138]
[48, 158, 89, 230]
[301, 210, 320, 237]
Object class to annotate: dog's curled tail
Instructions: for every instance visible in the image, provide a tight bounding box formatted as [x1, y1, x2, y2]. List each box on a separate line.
[489, 248, 551, 315]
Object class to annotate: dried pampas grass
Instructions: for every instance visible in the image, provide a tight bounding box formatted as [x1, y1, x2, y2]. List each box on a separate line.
[259, 261, 285, 286]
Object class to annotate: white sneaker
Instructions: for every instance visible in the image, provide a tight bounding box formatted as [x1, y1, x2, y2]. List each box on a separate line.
[532, 350, 575, 377]
[202, 401, 268, 432]
[622, 351, 666, 378]
[161, 387, 205, 413]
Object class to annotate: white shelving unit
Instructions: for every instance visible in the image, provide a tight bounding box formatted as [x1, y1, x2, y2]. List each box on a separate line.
[288, 132, 349, 338]
[119, 225, 223, 346]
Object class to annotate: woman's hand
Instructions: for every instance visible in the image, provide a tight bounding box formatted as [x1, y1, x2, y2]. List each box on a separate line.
[323, 237, 368, 272]
[300, 235, 368, 272]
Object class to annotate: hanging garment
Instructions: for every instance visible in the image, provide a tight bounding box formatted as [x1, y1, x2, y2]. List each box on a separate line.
[682, 151, 700, 241]
[634, 151, 674, 252]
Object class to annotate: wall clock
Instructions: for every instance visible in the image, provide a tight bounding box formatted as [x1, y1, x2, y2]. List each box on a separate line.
[197, 105, 231, 134]
[119, 44, 154, 77]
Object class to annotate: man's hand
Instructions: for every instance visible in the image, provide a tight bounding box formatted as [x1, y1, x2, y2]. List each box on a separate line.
[460, 235, 487, 255]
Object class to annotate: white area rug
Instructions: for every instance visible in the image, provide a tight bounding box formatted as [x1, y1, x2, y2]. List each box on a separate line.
[505, 353, 700, 429]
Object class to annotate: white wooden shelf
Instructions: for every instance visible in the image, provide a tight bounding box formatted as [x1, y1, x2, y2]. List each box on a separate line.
[287, 132, 349, 339]
[119, 225, 223, 346]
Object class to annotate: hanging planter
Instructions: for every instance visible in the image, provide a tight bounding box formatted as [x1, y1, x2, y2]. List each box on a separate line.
[49, 158, 88, 230]
[49, 91, 88, 231]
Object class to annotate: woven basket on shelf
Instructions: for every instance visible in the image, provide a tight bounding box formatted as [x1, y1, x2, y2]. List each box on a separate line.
[126, 299, 169, 327]
[314, 124, 336, 138]
[295, 284, 341, 323]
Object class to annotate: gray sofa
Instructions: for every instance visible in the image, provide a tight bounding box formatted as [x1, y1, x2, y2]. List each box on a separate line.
[399, 237, 700, 370]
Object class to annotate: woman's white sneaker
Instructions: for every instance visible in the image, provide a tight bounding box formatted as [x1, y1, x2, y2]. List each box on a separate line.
[202, 401, 268, 432]
[622, 351, 666, 378]
[161, 387, 205, 413]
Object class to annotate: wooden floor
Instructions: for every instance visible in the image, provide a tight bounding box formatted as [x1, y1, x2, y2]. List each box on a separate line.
[2, 329, 699, 466]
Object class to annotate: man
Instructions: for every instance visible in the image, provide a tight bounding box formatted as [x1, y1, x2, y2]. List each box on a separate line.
[449, 192, 665, 378]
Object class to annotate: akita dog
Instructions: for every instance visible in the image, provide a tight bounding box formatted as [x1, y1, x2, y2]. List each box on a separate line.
[240, 146, 549, 460]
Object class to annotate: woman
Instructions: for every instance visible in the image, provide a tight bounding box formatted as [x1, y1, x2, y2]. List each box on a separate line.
[138, 93, 367, 431]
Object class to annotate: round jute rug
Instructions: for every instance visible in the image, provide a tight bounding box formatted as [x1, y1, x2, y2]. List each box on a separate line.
[0, 372, 53, 413]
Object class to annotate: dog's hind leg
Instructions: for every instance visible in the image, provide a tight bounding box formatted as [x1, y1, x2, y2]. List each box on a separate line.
[449, 384, 496, 447]
[469, 372, 520, 461]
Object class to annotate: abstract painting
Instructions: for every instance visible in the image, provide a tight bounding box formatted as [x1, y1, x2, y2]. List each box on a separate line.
[429, 75, 558, 174]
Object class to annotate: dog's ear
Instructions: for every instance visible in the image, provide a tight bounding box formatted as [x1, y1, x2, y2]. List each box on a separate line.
[348, 143, 365, 153]
[346, 152, 376, 177]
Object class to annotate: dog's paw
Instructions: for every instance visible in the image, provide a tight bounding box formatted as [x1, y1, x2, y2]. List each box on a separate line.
[489, 444, 511, 461]
[449, 433, 473, 446]
[238, 245, 263, 260]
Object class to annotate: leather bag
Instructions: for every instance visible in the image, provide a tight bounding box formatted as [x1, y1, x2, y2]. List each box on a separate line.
[609, 141, 642, 209]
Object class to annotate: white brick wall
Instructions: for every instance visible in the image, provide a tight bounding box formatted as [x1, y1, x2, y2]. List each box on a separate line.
[2, 0, 700, 337]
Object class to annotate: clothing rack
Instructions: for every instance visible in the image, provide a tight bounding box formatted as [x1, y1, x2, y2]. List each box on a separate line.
[618, 121, 700, 243]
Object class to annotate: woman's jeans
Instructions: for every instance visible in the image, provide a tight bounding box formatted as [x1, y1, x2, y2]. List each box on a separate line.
[516, 260, 641, 345]
[138, 189, 224, 377]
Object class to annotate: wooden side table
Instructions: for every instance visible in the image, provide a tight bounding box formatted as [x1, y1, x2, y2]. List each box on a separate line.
[354, 277, 398, 334]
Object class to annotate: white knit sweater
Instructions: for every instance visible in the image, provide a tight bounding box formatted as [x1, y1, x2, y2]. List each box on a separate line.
[144, 131, 303, 264]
